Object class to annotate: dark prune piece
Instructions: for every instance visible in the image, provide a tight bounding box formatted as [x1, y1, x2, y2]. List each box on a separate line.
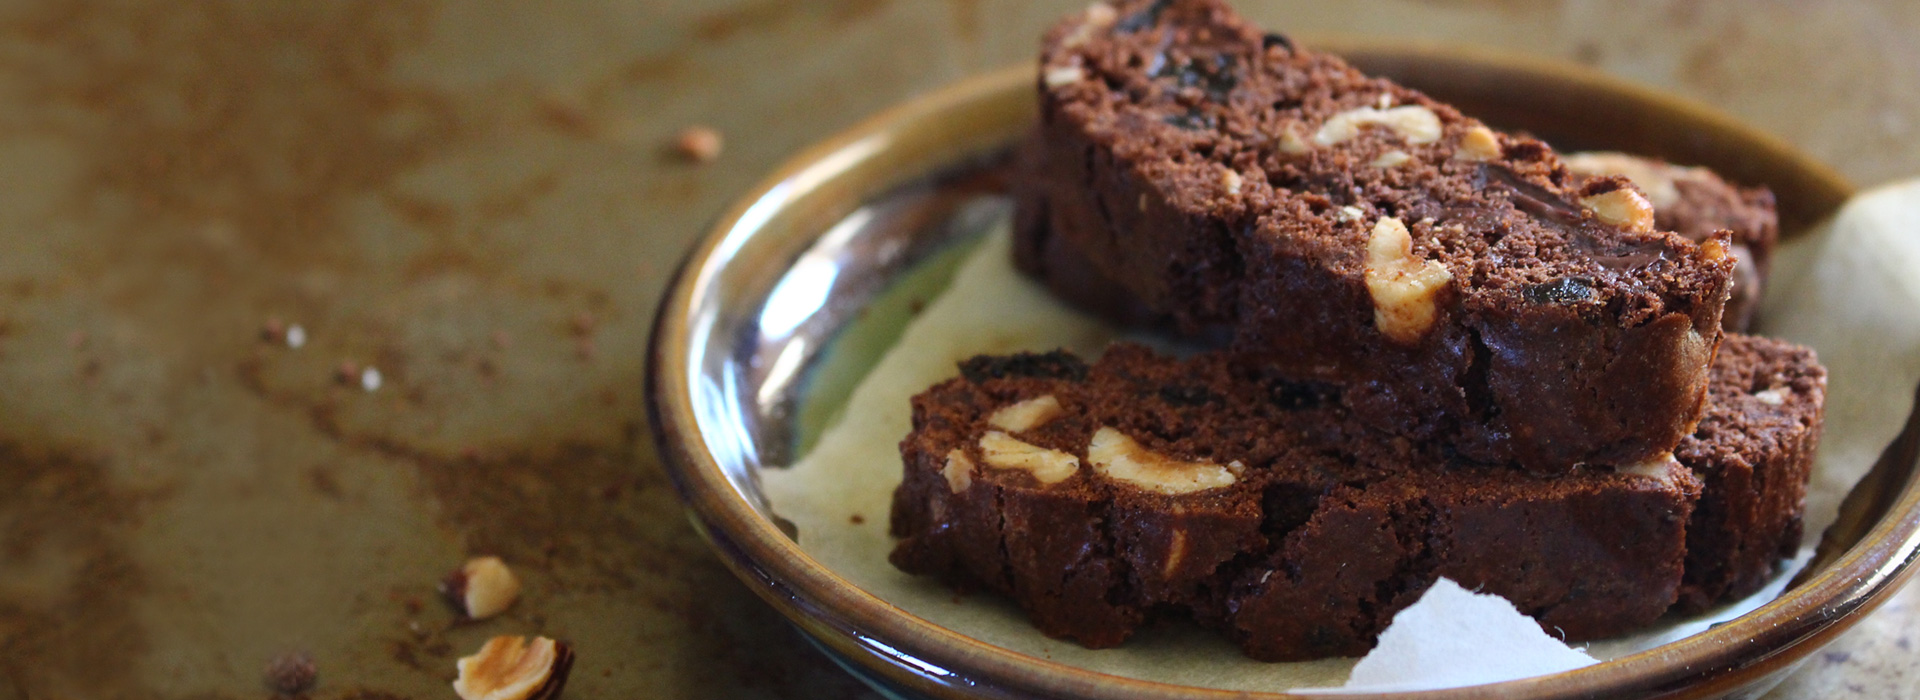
[959, 351, 1089, 383]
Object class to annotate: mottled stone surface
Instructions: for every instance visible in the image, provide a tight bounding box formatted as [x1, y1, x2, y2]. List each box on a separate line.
[0, 0, 1912, 698]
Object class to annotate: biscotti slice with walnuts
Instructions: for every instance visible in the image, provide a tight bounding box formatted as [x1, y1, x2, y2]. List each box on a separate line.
[1015, 0, 1735, 472]
[889, 345, 1702, 660]
[1565, 152, 1780, 331]
[889, 335, 1824, 659]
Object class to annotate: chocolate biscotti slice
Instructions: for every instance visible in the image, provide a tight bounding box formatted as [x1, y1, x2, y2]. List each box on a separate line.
[1675, 334, 1825, 612]
[890, 337, 1824, 660]
[890, 345, 1703, 660]
[1566, 153, 1780, 331]
[1016, 0, 1735, 471]
[1017, 150, 1779, 334]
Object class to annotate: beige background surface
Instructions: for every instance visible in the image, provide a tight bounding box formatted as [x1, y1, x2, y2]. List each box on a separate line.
[0, 1, 1913, 698]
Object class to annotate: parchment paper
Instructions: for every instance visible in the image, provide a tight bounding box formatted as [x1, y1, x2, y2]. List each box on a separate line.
[759, 180, 1920, 692]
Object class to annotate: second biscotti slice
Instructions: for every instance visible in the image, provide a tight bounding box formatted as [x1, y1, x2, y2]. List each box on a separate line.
[1019, 0, 1735, 471]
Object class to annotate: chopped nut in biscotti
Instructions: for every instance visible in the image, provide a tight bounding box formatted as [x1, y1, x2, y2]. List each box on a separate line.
[1312, 105, 1441, 146]
[942, 449, 975, 493]
[1276, 125, 1310, 154]
[1364, 217, 1452, 343]
[1370, 150, 1411, 168]
[1580, 185, 1656, 232]
[1454, 125, 1501, 162]
[1219, 167, 1243, 195]
[979, 430, 1080, 484]
[1754, 388, 1787, 405]
[1062, 2, 1119, 47]
[987, 395, 1065, 433]
[1087, 427, 1236, 495]
[1044, 65, 1086, 88]
[441, 556, 521, 620]
[452, 636, 575, 700]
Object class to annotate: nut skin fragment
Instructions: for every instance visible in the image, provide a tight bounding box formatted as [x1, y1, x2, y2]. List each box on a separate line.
[1086, 427, 1236, 495]
[673, 126, 723, 163]
[942, 449, 975, 493]
[441, 556, 522, 621]
[1363, 217, 1452, 344]
[987, 394, 1066, 433]
[1454, 125, 1502, 162]
[1312, 105, 1441, 147]
[979, 430, 1080, 484]
[452, 636, 575, 700]
[1580, 187, 1657, 232]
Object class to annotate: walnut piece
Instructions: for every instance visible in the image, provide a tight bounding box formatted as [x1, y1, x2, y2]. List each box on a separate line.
[452, 636, 575, 700]
[1364, 217, 1452, 343]
[1580, 187, 1656, 232]
[1453, 125, 1502, 162]
[1370, 150, 1411, 168]
[987, 394, 1065, 433]
[441, 556, 521, 621]
[942, 449, 975, 493]
[1313, 105, 1442, 147]
[1087, 427, 1236, 495]
[1564, 152, 1709, 209]
[979, 430, 1080, 484]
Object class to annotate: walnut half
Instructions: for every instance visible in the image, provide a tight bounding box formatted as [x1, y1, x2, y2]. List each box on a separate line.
[1364, 217, 1452, 344]
[452, 636, 575, 700]
[1087, 427, 1238, 496]
[979, 431, 1080, 484]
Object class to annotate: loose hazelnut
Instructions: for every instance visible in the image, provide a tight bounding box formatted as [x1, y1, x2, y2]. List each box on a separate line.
[1453, 126, 1501, 162]
[1044, 65, 1086, 88]
[673, 126, 723, 164]
[441, 556, 521, 620]
[452, 636, 575, 700]
[1580, 187, 1656, 232]
[1086, 427, 1237, 495]
[1313, 105, 1442, 147]
[979, 430, 1080, 484]
[1370, 150, 1411, 168]
[1364, 217, 1452, 343]
[987, 394, 1066, 433]
[942, 449, 975, 494]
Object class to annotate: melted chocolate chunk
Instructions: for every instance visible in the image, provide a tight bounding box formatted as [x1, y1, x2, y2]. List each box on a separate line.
[959, 351, 1089, 383]
[1524, 277, 1599, 305]
[1476, 165, 1666, 270]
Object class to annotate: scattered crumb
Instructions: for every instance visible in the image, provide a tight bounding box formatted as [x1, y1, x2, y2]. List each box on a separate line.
[569, 311, 598, 336]
[263, 651, 318, 696]
[286, 324, 307, 349]
[849, 513, 866, 525]
[360, 367, 382, 392]
[674, 125, 723, 163]
[335, 361, 361, 386]
[261, 317, 286, 342]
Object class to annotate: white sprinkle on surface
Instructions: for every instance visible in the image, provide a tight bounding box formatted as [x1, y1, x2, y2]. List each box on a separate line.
[360, 367, 382, 392]
[285, 324, 306, 349]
